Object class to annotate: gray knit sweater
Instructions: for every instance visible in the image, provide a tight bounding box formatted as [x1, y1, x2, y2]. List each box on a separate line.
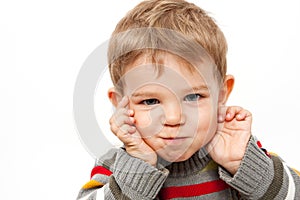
[77, 136, 300, 199]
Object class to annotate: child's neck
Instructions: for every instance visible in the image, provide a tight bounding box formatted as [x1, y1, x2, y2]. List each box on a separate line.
[158, 147, 212, 177]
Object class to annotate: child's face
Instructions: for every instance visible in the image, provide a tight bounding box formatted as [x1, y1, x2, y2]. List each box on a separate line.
[118, 53, 223, 162]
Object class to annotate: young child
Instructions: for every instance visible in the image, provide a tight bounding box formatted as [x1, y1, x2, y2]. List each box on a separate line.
[77, 0, 300, 199]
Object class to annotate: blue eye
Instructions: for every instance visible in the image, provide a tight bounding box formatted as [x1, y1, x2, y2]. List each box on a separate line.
[184, 94, 202, 101]
[141, 99, 160, 105]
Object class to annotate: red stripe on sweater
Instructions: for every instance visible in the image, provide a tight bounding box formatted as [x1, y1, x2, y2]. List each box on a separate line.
[159, 179, 229, 199]
[91, 166, 112, 178]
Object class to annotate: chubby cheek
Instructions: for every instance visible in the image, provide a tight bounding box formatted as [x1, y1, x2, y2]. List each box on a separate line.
[196, 107, 218, 141]
[185, 105, 218, 155]
[133, 110, 151, 128]
[132, 107, 165, 139]
[194, 122, 217, 148]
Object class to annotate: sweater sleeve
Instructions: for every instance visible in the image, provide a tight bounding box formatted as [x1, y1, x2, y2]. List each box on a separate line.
[219, 135, 300, 200]
[77, 148, 169, 200]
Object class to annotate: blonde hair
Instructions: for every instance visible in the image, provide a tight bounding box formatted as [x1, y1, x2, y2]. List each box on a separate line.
[108, 0, 227, 86]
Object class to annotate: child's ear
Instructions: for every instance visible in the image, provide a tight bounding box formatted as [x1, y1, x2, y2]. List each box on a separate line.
[218, 75, 234, 105]
[107, 87, 122, 107]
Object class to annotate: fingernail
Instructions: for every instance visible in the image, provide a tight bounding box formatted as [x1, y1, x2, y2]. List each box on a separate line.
[129, 117, 135, 123]
[128, 109, 134, 115]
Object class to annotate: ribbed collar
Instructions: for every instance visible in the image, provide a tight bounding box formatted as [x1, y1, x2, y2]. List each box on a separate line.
[158, 147, 212, 177]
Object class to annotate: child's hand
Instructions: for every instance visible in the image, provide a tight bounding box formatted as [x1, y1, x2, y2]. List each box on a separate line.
[207, 106, 252, 175]
[109, 96, 157, 166]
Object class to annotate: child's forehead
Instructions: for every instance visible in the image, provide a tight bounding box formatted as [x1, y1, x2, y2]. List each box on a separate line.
[125, 51, 205, 75]
[120, 52, 220, 96]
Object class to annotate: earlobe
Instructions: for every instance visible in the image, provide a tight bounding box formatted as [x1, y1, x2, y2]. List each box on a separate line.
[107, 87, 121, 107]
[219, 75, 234, 105]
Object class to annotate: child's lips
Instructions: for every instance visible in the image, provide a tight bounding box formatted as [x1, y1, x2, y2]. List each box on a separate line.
[161, 137, 188, 145]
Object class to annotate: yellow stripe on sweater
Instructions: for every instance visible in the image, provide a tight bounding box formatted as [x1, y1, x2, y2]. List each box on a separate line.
[200, 160, 218, 172]
[82, 180, 104, 189]
[292, 168, 300, 176]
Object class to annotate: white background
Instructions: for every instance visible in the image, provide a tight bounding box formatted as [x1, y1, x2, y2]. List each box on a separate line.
[2, 0, 300, 199]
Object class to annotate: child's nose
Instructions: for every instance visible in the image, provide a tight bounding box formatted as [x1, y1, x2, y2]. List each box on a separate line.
[162, 102, 185, 126]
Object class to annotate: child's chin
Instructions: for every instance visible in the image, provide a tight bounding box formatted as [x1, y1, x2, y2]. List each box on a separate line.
[160, 152, 192, 163]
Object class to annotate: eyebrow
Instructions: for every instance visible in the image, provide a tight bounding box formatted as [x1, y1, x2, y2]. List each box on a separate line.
[131, 91, 158, 98]
[131, 85, 209, 98]
[184, 85, 209, 93]
[192, 85, 208, 90]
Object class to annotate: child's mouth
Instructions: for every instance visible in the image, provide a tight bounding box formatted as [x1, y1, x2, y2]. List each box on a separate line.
[161, 137, 188, 145]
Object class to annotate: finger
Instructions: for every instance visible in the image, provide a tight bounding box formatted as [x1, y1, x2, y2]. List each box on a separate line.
[116, 125, 139, 144]
[117, 96, 129, 109]
[116, 128, 131, 144]
[225, 106, 243, 121]
[110, 108, 134, 124]
[116, 115, 135, 126]
[110, 115, 135, 134]
[114, 108, 134, 120]
[128, 109, 134, 117]
[110, 114, 136, 133]
[110, 122, 119, 135]
[110, 113, 127, 126]
[236, 109, 252, 121]
[119, 124, 136, 135]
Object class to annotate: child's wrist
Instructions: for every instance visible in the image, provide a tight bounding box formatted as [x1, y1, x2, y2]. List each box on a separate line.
[125, 148, 157, 167]
[140, 152, 157, 167]
[221, 160, 242, 175]
[147, 159, 157, 167]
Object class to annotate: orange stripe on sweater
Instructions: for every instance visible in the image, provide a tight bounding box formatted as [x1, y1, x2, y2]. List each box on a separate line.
[82, 180, 104, 189]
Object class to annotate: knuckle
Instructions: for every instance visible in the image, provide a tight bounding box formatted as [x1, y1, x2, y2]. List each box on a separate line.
[116, 129, 125, 138]
[109, 117, 114, 125]
[116, 108, 127, 115]
[110, 124, 118, 134]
